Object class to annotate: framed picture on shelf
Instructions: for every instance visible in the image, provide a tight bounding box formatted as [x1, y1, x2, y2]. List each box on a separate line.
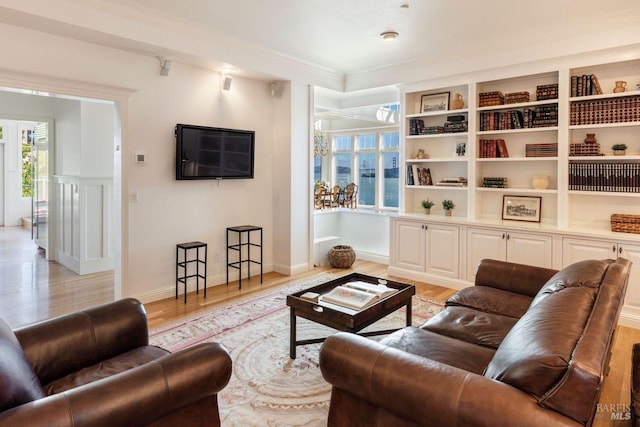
[420, 92, 450, 113]
[502, 195, 541, 222]
[455, 142, 466, 157]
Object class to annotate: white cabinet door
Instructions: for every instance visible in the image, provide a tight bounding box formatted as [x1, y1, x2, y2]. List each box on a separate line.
[393, 220, 426, 272]
[425, 223, 459, 278]
[467, 228, 507, 281]
[563, 237, 640, 309]
[620, 243, 640, 309]
[468, 228, 553, 281]
[562, 238, 616, 266]
[506, 231, 553, 268]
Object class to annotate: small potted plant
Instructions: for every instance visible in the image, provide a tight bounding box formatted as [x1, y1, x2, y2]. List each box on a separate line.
[442, 199, 455, 216]
[612, 143, 627, 156]
[421, 199, 434, 214]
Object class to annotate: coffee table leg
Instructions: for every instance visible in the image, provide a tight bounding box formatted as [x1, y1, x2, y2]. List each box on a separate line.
[290, 308, 297, 359]
[406, 301, 412, 326]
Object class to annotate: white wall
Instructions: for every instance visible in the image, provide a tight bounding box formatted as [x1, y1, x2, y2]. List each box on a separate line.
[0, 21, 298, 301]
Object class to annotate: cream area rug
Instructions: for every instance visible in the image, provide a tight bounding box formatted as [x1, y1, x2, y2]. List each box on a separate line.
[149, 274, 445, 427]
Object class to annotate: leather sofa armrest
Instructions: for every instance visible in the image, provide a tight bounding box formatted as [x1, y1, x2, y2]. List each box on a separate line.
[0, 343, 232, 427]
[320, 333, 577, 427]
[15, 298, 149, 384]
[475, 259, 557, 297]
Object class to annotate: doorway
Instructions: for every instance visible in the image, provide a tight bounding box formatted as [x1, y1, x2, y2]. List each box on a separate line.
[0, 87, 121, 299]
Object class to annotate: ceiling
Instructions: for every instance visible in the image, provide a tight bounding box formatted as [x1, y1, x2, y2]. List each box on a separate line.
[1, 0, 640, 92]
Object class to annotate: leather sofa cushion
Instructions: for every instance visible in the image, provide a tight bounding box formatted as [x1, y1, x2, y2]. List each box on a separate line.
[44, 345, 169, 395]
[446, 286, 533, 318]
[421, 306, 518, 349]
[484, 286, 596, 398]
[531, 259, 610, 307]
[381, 327, 495, 375]
[0, 319, 45, 411]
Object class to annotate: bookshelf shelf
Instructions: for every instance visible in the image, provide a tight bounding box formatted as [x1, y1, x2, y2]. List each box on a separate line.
[407, 158, 467, 163]
[477, 157, 558, 162]
[477, 187, 558, 194]
[406, 109, 469, 119]
[477, 127, 558, 136]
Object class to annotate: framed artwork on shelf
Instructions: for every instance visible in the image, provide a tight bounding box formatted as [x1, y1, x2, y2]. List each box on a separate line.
[502, 195, 541, 222]
[455, 142, 466, 157]
[420, 92, 450, 113]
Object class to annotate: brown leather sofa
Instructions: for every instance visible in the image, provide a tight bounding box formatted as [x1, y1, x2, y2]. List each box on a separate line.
[0, 298, 232, 427]
[320, 258, 631, 427]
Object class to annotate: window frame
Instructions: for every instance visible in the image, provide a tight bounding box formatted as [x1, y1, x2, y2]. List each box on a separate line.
[328, 126, 400, 212]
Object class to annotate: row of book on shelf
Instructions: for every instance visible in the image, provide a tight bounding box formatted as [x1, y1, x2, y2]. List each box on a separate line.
[406, 165, 468, 187]
[570, 96, 640, 125]
[478, 84, 558, 107]
[479, 105, 558, 131]
[479, 139, 509, 158]
[571, 74, 603, 97]
[482, 177, 508, 188]
[409, 115, 468, 136]
[300, 280, 396, 311]
[480, 140, 558, 158]
[568, 161, 640, 192]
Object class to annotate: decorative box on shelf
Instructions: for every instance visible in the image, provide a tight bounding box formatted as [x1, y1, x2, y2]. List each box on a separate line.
[611, 214, 640, 234]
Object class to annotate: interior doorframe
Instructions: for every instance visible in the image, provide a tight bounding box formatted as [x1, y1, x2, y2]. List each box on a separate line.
[0, 69, 135, 300]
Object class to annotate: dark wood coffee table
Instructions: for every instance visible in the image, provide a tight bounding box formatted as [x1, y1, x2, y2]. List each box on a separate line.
[286, 273, 415, 359]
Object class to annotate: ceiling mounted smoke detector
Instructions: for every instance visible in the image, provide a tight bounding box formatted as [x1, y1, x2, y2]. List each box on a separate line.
[380, 31, 399, 41]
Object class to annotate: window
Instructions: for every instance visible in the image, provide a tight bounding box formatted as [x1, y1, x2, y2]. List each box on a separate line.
[21, 129, 33, 198]
[330, 129, 399, 210]
[333, 136, 352, 187]
[382, 132, 399, 208]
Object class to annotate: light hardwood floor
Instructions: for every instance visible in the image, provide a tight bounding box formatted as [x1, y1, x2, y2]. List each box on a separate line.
[0, 225, 636, 425]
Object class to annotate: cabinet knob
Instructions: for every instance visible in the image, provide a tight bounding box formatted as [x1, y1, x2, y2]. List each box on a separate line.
[506, 233, 510, 240]
[612, 245, 617, 253]
[501, 233, 506, 239]
[619, 246, 623, 254]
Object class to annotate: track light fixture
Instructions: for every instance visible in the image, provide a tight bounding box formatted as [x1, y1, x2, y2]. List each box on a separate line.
[158, 57, 172, 77]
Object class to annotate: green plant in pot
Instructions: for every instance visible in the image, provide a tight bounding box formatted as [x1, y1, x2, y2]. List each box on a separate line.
[442, 199, 455, 216]
[421, 199, 434, 214]
[612, 143, 628, 156]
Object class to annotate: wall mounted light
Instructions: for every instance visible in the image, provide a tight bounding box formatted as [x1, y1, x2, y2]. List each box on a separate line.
[221, 75, 233, 91]
[220, 68, 236, 91]
[158, 57, 172, 76]
[269, 82, 284, 98]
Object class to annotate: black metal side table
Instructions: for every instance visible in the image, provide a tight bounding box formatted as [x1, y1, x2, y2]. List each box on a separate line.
[176, 241, 207, 303]
[226, 225, 263, 289]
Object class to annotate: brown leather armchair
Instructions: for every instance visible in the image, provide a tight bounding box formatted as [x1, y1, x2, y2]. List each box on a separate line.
[0, 298, 232, 426]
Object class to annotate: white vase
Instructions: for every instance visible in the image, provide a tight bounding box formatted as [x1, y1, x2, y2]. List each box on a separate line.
[531, 175, 550, 190]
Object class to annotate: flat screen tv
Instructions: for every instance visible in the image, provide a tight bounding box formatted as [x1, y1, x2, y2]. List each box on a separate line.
[175, 123, 255, 180]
